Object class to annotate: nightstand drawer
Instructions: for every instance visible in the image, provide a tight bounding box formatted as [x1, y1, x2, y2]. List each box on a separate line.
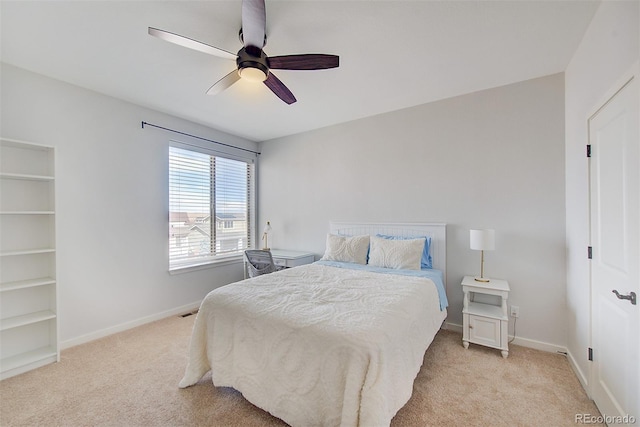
[468, 315, 501, 348]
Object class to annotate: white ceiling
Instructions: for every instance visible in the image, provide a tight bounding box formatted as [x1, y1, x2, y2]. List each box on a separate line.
[1, 0, 599, 142]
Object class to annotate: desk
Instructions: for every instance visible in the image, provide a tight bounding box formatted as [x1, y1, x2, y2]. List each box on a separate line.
[270, 249, 316, 268]
[243, 249, 315, 279]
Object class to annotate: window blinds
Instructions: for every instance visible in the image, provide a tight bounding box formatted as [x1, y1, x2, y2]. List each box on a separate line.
[169, 145, 253, 271]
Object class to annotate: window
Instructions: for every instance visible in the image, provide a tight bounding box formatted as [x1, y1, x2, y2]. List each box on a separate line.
[169, 144, 254, 271]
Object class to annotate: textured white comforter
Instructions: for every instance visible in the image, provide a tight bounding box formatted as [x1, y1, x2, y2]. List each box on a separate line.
[179, 263, 446, 427]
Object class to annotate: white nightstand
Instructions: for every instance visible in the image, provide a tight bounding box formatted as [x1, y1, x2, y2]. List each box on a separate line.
[461, 275, 510, 358]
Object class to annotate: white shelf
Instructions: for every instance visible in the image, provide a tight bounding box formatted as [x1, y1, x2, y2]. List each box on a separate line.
[0, 172, 54, 181]
[0, 138, 52, 150]
[0, 248, 56, 257]
[0, 211, 55, 215]
[0, 310, 57, 331]
[464, 301, 508, 320]
[0, 277, 56, 292]
[1, 346, 58, 378]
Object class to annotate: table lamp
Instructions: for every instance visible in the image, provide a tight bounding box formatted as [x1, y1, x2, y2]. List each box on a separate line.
[262, 221, 272, 250]
[470, 229, 495, 282]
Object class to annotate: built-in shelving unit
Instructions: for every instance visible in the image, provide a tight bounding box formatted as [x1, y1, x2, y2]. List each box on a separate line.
[0, 137, 58, 380]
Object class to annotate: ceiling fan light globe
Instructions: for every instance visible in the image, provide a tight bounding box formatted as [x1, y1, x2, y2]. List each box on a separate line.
[238, 66, 268, 82]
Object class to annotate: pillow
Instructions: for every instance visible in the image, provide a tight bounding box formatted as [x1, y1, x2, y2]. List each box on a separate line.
[368, 235, 425, 270]
[376, 234, 432, 269]
[320, 234, 370, 265]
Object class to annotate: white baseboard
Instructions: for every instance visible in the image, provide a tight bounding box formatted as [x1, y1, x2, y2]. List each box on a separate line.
[443, 321, 568, 354]
[443, 322, 462, 333]
[60, 301, 201, 350]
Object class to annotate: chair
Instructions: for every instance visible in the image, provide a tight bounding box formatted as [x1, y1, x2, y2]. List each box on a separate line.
[244, 249, 277, 278]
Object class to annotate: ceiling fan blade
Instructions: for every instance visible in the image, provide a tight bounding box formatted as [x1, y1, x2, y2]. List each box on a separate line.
[241, 0, 266, 49]
[206, 70, 241, 95]
[148, 27, 237, 60]
[264, 72, 296, 104]
[268, 54, 339, 70]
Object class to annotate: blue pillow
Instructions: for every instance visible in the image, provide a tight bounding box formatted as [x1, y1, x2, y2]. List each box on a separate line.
[375, 234, 432, 269]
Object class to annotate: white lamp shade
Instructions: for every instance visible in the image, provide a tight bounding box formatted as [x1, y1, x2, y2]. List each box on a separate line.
[470, 229, 495, 251]
[263, 221, 272, 234]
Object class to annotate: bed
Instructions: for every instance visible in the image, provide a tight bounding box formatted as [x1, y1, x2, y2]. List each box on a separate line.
[179, 222, 448, 427]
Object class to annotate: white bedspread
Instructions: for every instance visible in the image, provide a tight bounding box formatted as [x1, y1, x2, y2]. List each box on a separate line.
[179, 263, 446, 427]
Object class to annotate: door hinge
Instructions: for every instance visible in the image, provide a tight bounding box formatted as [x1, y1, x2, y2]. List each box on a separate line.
[588, 347, 593, 361]
[588, 246, 593, 259]
[587, 144, 592, 157]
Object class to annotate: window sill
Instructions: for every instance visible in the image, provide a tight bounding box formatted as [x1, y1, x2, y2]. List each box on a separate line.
[169, 254, 243, 275]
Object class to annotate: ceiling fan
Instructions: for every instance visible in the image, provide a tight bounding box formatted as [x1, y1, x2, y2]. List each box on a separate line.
[149, 0, 339, 105]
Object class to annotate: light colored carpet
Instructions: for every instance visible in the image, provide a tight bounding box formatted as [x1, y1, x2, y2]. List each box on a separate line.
[0, 314, 602, 426]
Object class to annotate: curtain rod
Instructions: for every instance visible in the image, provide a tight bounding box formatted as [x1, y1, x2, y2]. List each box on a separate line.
[141, 121, 261, 155]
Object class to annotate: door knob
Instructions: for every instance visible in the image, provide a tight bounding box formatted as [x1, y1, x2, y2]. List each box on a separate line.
[612, 290, 637, 305]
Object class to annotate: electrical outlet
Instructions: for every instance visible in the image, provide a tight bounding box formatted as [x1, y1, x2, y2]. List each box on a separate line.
[510, 305, 520, 318]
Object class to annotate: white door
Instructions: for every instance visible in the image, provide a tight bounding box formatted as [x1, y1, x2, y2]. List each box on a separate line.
[589, 68, 639, 422]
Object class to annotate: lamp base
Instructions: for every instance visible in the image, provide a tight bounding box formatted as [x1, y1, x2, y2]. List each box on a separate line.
[474, 276, 490, 283]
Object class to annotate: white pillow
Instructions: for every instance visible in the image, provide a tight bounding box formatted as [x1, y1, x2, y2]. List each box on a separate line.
[320, 234, 370, 265]
[368, 235, 425, 270]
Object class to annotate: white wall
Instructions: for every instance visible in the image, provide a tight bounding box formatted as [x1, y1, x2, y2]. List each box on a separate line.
[258, 73, 567, 349]
[0, 63, 257, 347]
[565, 1, 639, 389]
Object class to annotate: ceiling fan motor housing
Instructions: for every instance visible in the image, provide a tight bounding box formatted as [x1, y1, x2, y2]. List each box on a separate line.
[237, 46, 269, 81]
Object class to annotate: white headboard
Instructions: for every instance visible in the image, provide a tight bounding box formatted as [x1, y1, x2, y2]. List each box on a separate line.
[329, 221, 447, 276]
